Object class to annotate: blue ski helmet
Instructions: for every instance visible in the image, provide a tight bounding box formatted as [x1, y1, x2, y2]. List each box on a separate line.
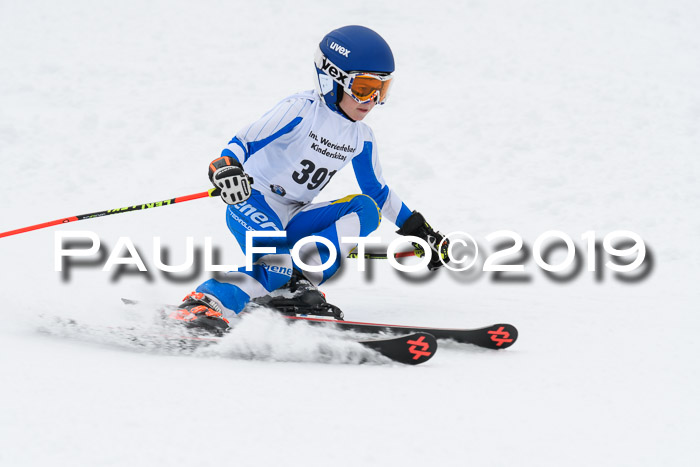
[314, 25, 395, 114]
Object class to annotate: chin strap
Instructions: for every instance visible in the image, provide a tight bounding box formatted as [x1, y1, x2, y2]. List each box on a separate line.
[335, 99, 356, 122]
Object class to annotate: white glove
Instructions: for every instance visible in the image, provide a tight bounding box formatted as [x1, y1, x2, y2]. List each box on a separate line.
[208, 156, 254, 205]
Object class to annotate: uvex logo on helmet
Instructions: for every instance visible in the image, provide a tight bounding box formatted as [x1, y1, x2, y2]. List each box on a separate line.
[321, 57, 349, 84]
[329, 41, 351, 57]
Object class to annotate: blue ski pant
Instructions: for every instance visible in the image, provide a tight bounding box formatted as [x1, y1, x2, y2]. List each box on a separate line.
[196, 189, 381, 317]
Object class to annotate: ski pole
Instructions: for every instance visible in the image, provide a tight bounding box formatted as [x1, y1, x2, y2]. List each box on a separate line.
[2, 189, 419, 260]
[0, 188, 221, 239]
[347, 249, 420, 260]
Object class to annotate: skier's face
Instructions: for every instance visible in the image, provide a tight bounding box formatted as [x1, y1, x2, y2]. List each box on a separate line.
[338, 91, 376, 121]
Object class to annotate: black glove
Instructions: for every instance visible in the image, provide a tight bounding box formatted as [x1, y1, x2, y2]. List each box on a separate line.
[396, 211, 450, 271]
[208, 156, 254, 205]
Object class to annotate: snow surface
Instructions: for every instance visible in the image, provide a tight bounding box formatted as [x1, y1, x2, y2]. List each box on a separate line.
[1, 0, 699, 466]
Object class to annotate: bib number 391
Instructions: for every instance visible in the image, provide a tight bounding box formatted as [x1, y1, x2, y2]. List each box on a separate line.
[292, 159, 337, 190]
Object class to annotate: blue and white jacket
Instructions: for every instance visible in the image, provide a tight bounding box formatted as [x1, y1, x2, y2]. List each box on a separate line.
[220, 90, 412, 227]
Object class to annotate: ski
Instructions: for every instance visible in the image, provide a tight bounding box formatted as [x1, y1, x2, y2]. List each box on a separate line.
[41, 315, 436, 365]
[163, 331, 436, 364]
[154, 329, 435, 364]
[281, 315, 518, 350]
[150, 329, 436, 365]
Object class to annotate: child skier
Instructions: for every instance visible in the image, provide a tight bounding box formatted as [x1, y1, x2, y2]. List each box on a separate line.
[169, 25, 449, 333]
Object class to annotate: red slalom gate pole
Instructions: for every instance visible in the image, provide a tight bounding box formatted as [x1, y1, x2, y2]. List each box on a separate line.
[0, 188, 220, 239]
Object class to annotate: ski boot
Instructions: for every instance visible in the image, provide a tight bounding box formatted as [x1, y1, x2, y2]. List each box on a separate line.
[168, 292, 230, 336]
[251, 269, 344, 320]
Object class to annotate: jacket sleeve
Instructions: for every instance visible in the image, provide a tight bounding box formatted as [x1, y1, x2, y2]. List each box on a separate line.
[351, 128, 412, 228]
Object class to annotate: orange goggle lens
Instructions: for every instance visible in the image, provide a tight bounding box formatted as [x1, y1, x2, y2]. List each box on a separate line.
[349, 74, 393, 104]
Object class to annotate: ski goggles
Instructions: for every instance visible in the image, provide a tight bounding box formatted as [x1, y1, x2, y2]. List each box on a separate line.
[315, 48, 394, 105]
